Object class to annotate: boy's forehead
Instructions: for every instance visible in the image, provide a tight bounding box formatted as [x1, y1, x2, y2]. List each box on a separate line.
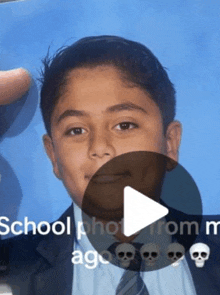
[66, 65, 120, 79]
[63, 65, 130, 97]
[51, 65, 161, 121]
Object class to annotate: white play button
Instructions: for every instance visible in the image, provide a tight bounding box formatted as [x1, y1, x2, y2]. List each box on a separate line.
[123, 186, 169, 237]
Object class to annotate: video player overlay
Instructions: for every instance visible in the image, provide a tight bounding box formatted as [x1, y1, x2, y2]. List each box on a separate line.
[82, 151, 202, 271]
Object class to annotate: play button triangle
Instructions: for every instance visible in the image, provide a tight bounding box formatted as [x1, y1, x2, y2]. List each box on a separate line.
[123, 186, 169, 237]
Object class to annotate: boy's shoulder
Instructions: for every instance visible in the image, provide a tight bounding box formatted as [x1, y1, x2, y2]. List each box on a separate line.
[0, 205, 74, 276]
[0, 206, 74, 294]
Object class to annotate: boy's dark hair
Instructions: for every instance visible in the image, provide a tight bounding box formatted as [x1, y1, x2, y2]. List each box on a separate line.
[40, 35, 176, 135]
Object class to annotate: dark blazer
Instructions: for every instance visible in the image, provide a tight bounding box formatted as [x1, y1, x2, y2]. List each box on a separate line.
[1, 205, 220, 295]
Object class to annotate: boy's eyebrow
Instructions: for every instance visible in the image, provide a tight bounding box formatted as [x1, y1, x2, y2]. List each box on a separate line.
[106, 102, 148, 114]
[56, 102, 147, 124]
[57, 109, 88, 124]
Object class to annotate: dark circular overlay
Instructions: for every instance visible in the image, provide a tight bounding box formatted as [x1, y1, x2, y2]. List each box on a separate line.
[82, 151, 202, 271]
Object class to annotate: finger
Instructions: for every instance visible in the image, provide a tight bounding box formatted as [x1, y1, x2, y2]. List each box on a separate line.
[0, 68, 32, 105]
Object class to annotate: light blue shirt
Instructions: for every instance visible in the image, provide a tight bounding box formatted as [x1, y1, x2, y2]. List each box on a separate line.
[72, 204, 197, 295]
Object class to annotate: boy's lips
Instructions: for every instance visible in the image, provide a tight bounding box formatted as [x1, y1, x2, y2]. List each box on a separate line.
[91, 171, 131, 184]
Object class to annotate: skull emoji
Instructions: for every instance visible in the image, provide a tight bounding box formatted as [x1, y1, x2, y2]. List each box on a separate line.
[115, 243, 135, 268]
[167, 243, 185, 268]
[189, 243, 210, 268]
[140, 243, 160, 267]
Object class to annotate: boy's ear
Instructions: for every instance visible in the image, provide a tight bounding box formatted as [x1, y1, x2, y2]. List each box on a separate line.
[165, 121, 182, 162]
[43, 134, 61, 179]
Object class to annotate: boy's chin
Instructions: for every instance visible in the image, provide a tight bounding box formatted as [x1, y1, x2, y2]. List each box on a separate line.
[82, 198, 123, 221]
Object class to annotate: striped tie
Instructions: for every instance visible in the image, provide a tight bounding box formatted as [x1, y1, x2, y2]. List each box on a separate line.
[116, 269, 150, 295]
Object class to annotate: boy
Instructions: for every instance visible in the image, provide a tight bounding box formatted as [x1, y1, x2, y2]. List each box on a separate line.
[41, 35, 181, 211]
[0, 35, 219, 294]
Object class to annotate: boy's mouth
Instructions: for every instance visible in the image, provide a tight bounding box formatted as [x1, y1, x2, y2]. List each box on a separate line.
[91, 171, 131, 184]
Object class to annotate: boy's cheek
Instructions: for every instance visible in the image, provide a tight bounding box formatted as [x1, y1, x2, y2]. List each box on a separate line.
[60, 169, 87, 206]
[115, 134, 166, 155]
[56, 157, 90, 201]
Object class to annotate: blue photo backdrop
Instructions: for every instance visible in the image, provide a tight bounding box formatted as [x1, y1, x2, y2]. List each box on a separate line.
[0, 0, 219, 231]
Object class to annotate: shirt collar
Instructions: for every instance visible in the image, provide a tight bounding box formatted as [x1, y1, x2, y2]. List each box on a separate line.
[73, 202, 96, 253]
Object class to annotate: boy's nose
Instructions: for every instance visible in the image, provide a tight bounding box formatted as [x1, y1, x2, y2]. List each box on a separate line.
[88, 132, 115, 160]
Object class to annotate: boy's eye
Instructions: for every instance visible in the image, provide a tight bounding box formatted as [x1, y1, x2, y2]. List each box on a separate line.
[66, 127, 86, 135]
[115, 122, 138, 131]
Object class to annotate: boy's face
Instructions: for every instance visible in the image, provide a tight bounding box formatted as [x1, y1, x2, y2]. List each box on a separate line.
[44, 66, 181, 206]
